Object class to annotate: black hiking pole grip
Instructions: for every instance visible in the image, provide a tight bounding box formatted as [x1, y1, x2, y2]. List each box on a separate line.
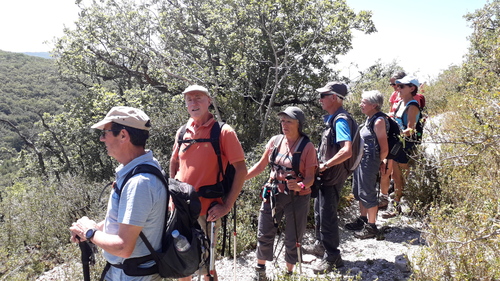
[78, 239, 93, 281]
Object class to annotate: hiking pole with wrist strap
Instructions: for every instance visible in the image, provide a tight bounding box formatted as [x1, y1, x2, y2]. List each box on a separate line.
[207, 202, 218, 281]
[233, 202, 237, 281]
[78, 238, 95, 281]
[290, 191, 302, 275]
[287, 178, 303, 276]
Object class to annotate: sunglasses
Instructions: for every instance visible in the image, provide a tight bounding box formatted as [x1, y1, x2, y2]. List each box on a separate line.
[320, 93, 334, 99]
[100, 129, 120, 138]
[389, 83, 396, 86]
[396, 84, 413, 89]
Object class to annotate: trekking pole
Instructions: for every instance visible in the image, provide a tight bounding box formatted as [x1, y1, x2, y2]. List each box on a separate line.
[78, 238, 94, 281]
[286, 174, 303, 275]
[207, 203, 217, 281]
[376, 171, 381, 204]
[270, 183, 278, 227]
[233, 202, 237, 281]
[273, 221, 285, 269]
[290, 191, 303, 275]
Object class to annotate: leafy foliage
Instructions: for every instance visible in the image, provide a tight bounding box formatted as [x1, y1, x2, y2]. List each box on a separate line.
[0, 50, 82, 180]
[410, 1, 500, 279]
[54, 0, 375, 145]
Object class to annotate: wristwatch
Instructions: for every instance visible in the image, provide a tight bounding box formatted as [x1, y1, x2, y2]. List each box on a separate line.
[85, 228, 98, 241]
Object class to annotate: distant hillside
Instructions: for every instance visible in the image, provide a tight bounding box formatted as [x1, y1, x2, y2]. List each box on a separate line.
[23, 52, 52, 59]
[0, 50, 82, 158]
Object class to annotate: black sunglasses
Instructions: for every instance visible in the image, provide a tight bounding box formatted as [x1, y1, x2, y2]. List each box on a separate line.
[320, 93, 334, 99]
[396, 84, 412, 89]
[100, 129, 121, 138]
[389, 83, 396, 86]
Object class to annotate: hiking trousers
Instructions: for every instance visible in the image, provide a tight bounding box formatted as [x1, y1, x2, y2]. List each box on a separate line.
[256, 192, 310, 265]
[313, 181, 344, 261]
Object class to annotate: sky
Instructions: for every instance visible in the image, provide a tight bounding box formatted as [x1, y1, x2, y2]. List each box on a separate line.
[0, 0, 489, 80]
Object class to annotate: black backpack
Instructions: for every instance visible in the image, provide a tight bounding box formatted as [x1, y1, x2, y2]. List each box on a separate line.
[113, 164, 209, 279]
[367, 112, 403, 160]
[177, 121, 235, 199]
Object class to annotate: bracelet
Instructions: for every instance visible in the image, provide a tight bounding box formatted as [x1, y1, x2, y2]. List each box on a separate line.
[298, 182, 305, 189]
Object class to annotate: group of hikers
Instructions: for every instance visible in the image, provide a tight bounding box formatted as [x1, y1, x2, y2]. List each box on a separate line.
[69, 71, 425, 281]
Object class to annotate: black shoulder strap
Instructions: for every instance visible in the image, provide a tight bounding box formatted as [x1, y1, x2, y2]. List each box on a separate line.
[404, 100, 421, 112]
[115, 164, 170, 265]
[210, 121, 225, 179]
[401, 100, 421, 127]
[291, 136, 310, 177]
[177, 124, 188, 146]
[117, 164, 169, 197]
[367, 111, 387, 132]
[270, 134, 285, 165]
[176, 121, 226, 183]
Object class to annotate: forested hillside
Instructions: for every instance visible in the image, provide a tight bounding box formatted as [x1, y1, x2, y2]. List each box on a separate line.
[0, 50, 82, 175]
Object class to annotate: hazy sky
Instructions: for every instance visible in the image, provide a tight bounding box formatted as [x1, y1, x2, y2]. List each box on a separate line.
[0, 0, 489, 80]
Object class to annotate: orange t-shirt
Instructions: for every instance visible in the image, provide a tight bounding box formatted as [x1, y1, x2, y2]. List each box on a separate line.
[172, 115, 245, 215]
[265, 135, 318, 196]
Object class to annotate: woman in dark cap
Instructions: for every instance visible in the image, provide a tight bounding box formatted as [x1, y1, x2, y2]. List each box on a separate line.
[246, 106, 317, 279]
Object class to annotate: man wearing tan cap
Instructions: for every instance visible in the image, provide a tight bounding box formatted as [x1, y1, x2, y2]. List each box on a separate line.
[170, 85, 247, 281]
[70, 106, 166, 281]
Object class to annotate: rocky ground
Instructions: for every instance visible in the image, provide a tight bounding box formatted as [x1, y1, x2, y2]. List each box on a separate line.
[37, 200, 425, 281]
[213, 201, 425, 281]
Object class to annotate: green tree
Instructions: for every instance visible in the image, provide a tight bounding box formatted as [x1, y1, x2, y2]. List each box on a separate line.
[54, 0, 375, 145]
[411, 1, 500, 279]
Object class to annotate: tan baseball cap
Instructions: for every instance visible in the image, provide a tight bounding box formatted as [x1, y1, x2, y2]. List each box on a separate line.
[182, 85, 210, 97]
[91, 106, 151, 131]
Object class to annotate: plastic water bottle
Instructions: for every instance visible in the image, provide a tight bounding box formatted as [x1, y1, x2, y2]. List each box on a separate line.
[172, 230, 190, 252]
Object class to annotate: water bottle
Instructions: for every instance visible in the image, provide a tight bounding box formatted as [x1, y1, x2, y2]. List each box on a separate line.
[172, 230, 190, 252]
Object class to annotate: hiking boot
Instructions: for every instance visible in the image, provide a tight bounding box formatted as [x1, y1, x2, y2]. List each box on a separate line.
[382, 200, 402, 219]
[302, 240, 324, 256]
[312, 257, 344, 274]
[253, 266, 267, 281]
[354, 223, 378, 239]
[378, 194, 389, 209]
[345, 216, 367, 231]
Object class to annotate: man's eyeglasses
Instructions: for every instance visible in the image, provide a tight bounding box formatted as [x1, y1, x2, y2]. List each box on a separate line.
[100, 129, 120, 138]
[389, 83, 396, 86]
[320, 93, 334, 99]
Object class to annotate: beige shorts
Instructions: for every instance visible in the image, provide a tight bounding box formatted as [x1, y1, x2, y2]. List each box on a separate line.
[197, 215, 222, 276]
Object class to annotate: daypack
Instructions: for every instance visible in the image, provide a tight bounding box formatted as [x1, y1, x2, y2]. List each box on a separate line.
[395, 100, 426, 144]
[330, 113, 364, 174]
[269, 134, 311, 179]
[367, 112, 403, 160]
[112, 164, 209, 279]
[177, 121, 235, 199]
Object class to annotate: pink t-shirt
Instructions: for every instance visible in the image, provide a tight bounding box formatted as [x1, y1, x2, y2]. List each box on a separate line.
[172, 115, 245, 214]
[389, 91, 401, 113]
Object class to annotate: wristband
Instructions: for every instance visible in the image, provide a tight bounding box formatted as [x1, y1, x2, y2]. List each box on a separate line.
[298, 182, 305, 189]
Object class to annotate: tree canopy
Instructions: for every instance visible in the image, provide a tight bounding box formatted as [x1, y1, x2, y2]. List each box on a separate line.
[54, 0, 375, 143]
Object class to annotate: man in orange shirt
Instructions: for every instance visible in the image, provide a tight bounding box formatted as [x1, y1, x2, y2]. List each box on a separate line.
[169, 85, 247, 281]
